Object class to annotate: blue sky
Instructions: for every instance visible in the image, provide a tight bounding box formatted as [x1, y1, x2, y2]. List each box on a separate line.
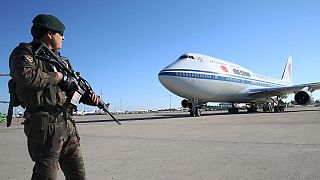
[1, 0, 320, 112]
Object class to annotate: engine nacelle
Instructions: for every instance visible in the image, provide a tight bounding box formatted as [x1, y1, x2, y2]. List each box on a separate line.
[181, 99, 189, 108]
[294, 90, 314, 105]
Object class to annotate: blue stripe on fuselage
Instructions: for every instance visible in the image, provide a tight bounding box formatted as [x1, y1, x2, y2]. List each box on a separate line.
[158, 69, 285, 88]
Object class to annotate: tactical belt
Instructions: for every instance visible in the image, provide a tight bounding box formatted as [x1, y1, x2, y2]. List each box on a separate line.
[26, 107, 68, 122]
[26, 106, 63, 115]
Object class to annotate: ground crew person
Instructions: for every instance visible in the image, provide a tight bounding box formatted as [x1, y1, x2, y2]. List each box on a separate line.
[9, 14, 98, 179]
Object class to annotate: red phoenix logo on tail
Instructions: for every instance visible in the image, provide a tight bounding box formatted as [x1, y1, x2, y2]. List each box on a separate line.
[288, 63, 292, 79]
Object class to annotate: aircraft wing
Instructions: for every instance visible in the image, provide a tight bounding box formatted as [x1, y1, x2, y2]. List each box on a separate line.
[0, 101, 10, 103]
[248, 82, 320, 98]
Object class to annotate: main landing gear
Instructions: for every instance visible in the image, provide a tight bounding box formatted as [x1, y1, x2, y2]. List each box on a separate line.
[246, 103, 258, 113]
[264, 97, 286, 112]
[262, 103, 273, 112]
[227, 103, 258, 114]
[228, 103, 239, 114]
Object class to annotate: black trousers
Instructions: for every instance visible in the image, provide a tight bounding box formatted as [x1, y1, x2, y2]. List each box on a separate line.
[24, 111, 85, 180]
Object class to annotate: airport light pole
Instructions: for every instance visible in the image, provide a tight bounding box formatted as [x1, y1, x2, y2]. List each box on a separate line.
[100, 90, 103, 114]
[120, 98, 123, 113]
[170, 94, 172, 111]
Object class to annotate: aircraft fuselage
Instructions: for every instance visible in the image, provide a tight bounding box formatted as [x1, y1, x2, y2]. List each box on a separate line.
[158, 53, 286, 103]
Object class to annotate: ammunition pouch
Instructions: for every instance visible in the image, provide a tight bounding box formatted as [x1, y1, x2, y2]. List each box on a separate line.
[24, 111, 50, 146]
[24, 110, 67, 146]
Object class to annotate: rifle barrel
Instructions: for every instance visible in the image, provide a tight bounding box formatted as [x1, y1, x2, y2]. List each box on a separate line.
[0, 74, 10, 76]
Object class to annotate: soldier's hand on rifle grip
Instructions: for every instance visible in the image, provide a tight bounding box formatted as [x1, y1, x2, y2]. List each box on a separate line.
[90, 93, 99, 105]
[59, 73, 78, 92]
[56, 72, 64, 83]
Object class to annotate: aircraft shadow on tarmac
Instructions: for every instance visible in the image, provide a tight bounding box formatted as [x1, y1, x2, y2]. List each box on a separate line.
[205, 108, 320, 116]
[76, 113, 190, 124]
[76, 108, 320, 124]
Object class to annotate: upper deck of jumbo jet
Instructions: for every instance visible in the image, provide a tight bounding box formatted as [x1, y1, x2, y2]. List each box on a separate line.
[159, 53, 284, 85]
[160, 53, 254, 76]
[161, 53, 251, 73]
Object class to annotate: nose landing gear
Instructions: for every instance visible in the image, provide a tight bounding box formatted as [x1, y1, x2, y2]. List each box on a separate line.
[190, 106, 201, 117]
[181, 99, 204, 117]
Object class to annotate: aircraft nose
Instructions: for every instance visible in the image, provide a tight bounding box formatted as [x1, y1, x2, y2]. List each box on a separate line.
[158, 70, 170, 86]
[158, 69, 194, 99]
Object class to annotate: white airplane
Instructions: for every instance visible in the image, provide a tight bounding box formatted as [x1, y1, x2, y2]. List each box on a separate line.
[158, 53, 320, 116]
[73, 109, 100, 116]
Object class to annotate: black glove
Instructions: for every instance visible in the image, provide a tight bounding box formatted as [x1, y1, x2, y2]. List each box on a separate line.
[59, 73, 78, 92]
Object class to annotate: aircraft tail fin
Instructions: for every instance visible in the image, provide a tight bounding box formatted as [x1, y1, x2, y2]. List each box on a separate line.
[281, 56, 292, 83]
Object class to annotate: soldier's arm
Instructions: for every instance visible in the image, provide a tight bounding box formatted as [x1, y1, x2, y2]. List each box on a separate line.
[10, 49, 62, 89]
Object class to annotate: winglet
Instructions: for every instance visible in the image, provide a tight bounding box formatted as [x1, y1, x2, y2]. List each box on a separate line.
[281, 56, 292, 83]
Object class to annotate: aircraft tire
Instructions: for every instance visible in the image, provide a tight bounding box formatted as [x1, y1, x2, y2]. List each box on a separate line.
[263, 106, 267, 112]
[228, 107, 239, 114]
[195, 109, 201, 117]
[190, 110, 194, 117]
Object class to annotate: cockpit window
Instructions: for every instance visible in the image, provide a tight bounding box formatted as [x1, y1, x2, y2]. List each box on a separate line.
[178, 55, 195, 60]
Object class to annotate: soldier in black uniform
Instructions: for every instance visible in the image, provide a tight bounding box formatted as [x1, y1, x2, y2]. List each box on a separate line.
[9, 14, 98, 180]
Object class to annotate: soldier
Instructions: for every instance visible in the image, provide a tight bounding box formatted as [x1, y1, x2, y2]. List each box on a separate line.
[9, 14, 98, 179]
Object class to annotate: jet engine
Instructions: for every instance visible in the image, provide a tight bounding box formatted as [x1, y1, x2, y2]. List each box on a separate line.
[294, 90, 314, 105]
[181, 99, 189, 108]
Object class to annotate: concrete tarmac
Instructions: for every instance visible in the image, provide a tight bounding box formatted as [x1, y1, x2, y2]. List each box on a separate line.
[1, 106, 320, 180]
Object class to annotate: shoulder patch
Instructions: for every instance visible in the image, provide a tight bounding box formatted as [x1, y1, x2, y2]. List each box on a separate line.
[24, 55, 34, 63]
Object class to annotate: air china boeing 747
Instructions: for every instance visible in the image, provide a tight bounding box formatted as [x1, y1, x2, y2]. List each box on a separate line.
[158, 53, 320, 117]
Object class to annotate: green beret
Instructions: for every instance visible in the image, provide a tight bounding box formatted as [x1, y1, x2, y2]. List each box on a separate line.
[32, 14, 65, 34]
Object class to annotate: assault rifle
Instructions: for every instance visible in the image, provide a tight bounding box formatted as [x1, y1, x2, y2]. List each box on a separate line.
[34, 42, 121, 125]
